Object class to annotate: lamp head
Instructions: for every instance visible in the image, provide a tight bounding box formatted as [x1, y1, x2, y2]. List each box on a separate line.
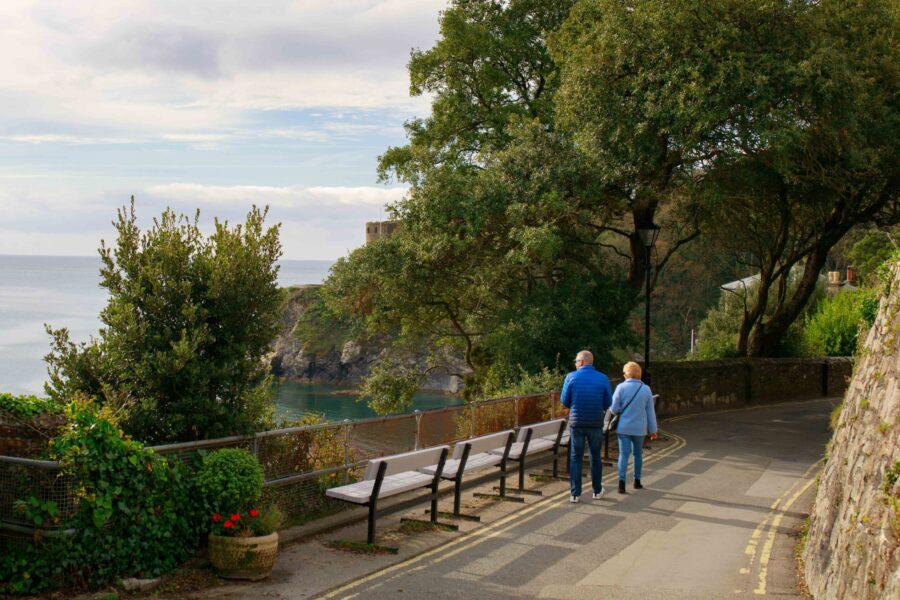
[637, 224, 661, 249]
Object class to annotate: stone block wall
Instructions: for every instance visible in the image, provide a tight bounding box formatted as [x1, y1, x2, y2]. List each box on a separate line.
[803, 262, 899, 599]
[649, 357, 852, 417]
[0, 413, 65, 457]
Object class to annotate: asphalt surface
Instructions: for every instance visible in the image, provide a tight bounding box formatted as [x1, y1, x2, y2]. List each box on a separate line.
[189, 398, 838, 600]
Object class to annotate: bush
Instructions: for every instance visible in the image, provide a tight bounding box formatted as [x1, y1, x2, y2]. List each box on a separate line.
[44, 201, 283, 443]
[803, 288, 878, 356]
[197, 448, 264, 515]
[0, 397, 201, 594]
[0, 393, 63, 418]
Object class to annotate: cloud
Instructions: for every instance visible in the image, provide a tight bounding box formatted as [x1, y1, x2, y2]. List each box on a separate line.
[145, 183, 407, 209]
[0, 134, 133, 145]
[0, 1, 442, 135]
[0, 2, 436, 259]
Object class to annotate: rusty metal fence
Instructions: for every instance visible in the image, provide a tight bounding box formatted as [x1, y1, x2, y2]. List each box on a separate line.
[1, 391, 564, 535]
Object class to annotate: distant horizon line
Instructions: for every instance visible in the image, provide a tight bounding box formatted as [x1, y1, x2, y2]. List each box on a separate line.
[0, 253, 337, 263]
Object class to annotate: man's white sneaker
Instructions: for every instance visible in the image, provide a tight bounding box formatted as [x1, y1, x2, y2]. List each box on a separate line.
[592, 488, 605, 500]
[569, 495, 580, 503]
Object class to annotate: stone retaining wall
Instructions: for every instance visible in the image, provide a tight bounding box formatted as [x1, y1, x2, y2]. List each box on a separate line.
[650, 357, 852, 417]
[0, 413, 65, 458]
[803, 262, 899, 599]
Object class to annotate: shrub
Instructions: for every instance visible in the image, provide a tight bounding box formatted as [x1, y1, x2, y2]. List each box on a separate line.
[0, 397, 201, 594]
[803, 289, 877, 356]
[197, 448, 264, 515]
[0, 393, 63, 418]
[44, 201, 283, 443]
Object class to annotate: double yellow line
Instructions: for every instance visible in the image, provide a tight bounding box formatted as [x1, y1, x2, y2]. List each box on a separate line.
[738, 462, 820, 595]
[318, 429, 687, 599]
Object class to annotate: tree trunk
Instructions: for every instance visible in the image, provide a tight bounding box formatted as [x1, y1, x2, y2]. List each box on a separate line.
[746, 248, 830, 357]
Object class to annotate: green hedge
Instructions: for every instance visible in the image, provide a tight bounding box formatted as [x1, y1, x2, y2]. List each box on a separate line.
[0, 393, 63, 419]
[0, 397, 202, 594]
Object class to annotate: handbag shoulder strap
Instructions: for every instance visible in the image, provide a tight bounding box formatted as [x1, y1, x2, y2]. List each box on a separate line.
[617, 383, 643, 417]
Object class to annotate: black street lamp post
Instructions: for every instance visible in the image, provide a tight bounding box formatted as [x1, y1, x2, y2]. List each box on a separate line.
[637, 224, 660, 385]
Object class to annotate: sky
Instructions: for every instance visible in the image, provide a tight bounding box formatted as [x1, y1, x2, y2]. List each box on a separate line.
[0, 0, 447, 260]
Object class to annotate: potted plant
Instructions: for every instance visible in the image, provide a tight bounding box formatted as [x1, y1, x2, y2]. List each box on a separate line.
[197, 448, 283, 580]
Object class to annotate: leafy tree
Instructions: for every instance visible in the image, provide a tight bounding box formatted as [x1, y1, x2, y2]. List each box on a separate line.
[326, 120, 637, 405]
[695, 280, 817, 360]
[554, 0, 899, 356]
[848, 228, 898, 286]
[45, 200, 283, 443]
[379, 0, 574, 185]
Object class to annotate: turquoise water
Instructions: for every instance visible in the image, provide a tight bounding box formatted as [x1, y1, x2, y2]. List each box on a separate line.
[274, 382, 463, 422]
[0, 256, 464, 422]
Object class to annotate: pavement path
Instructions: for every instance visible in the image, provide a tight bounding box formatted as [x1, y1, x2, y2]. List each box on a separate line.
[188, 397, 838, 600]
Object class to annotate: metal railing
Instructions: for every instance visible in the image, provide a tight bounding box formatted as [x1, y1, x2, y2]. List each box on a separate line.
[1, 391, 561, 534]
[0, 456, 77, 534]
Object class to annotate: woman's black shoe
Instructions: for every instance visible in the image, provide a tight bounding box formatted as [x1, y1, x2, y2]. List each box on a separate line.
[618, 480, 626, 494]
[634, 479, 643, 489]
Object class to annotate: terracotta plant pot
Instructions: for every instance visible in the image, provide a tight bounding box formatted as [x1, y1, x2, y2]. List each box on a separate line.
[208, 532, 279, 580]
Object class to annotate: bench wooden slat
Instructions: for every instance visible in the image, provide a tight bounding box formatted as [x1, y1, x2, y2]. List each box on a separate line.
[453, 430, 514, 458]
[326, 471, 435, 504]
[420, 452, 503, 479]
[516, 418, 566, 443]
[363, 446, 449, 479]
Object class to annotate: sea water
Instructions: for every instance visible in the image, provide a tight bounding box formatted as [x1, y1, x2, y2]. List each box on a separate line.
[0, 255, 458, 420]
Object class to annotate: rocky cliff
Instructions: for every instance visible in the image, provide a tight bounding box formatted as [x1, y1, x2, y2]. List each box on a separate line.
[267, 286, 467, 393]
[803, 262, 899, 598]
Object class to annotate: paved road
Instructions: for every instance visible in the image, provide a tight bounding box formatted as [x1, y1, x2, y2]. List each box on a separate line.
[312, 398, 836, 599]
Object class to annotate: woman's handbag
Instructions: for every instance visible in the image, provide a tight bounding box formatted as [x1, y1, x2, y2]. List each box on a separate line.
[603, 383, 643, 435]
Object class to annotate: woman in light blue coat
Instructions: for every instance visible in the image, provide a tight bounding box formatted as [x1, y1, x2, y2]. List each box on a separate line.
[609, 361, 658, 494]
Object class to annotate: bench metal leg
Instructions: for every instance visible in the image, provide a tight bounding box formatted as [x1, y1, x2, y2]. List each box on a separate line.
[430, 482, 439, 525]
[367, 500, 377, 545]
[474, 492, 525, 503]
[428, 508, 480, 522]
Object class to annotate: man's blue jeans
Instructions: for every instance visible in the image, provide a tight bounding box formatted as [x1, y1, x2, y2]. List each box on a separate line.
[617, 434, 645, 482]
[569, 426, 604, 497]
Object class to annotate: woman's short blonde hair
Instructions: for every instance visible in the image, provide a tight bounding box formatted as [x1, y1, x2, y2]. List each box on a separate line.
[623, 361, 642, 379]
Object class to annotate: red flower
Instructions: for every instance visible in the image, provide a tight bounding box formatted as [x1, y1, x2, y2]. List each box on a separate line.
[231, 513, 241, 522]
[223, 520, 234, 529]
[249, 509, 259, 518]
[212, 514, 222, 523]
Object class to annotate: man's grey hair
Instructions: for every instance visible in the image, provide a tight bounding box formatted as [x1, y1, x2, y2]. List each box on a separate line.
[576, 350, 594, 365]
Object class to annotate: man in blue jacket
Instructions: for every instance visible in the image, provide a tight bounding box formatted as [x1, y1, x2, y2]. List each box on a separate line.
[560, 350, 612, 503]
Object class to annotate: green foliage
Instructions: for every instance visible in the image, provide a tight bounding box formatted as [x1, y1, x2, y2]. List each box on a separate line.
[0, 393, 63, 418]
[0, 397, 202, 594]
[12, 496, 60, 528]
[44, 201, 283, 443]
[208, 505, 282, 538]
[326, 0, 641, 403]
[250, 505, 284, 536]
[196, 448, 264, 515]
[552, 0, 900, 357]
[849, 230, 898, 286]
[695, 280, 821, 359]
[884, 461, 900, 495]
[291, 286, 363, 356]
[379, 0, 573, 184]
[830, 401, 844, 431]
[477, 366, 564, 401]
[803, 289, 878, 356]
[359, 362, 420, 415]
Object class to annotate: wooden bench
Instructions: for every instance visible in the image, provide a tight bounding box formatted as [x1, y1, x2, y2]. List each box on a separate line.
[491, 418, 566, 495]
[325, 445, 449, 544]
[420, 430, 515, 521]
